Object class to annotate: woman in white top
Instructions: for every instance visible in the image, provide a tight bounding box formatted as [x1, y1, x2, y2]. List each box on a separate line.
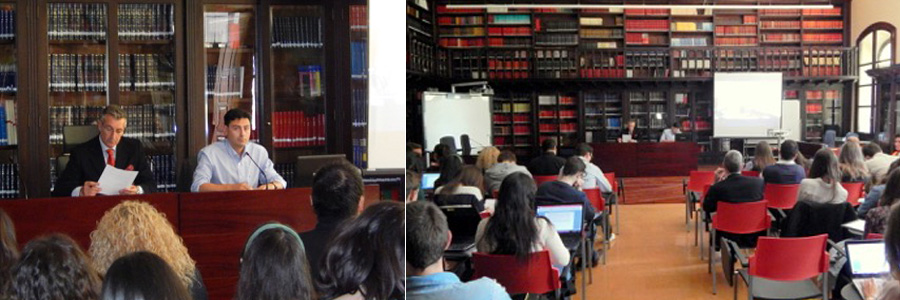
[798, 148, 848, 204]
[434, 165, 485, 201]
[475, 172, 570, 270]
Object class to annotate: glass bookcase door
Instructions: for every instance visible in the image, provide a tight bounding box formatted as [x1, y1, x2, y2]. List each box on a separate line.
[117, 3, 176, 192]
[203, 4, 258, 144]
[0, 3, 17, 198]
[350, 4, 368, 169]
[48, 2, 109, 190]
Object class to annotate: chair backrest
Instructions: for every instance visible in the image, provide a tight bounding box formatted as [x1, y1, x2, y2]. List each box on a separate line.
[435, 195, 482, 242]
[460, 134, 472, 156]
[583, 188, 605, 212]
[763, 184, 801, 209]
[534, 175, 557, 186]
[604, 172, 617, 192]
[841, 182, 864, 206]
[714, 200, 771, 234]
[440, 136, 458, 154]
[749, 234, 829, 281]
[824, 130, 837, 148]
[471, 251, 561, 295]
[866, 233, 884, 240]
[741, 170, 760, 177]
[63, 125, 99, 153]
[687, 171, 715, 193]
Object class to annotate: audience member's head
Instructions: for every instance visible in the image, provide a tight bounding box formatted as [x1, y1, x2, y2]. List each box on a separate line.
[884, 203, 900, 277]
[89, 201, 197, 289]
[238, 223, 316, 300]
[475, 146, 501, 171]
[101, 251, 191, 300]
[317, 202, 405, 300]
[753, 141, 776, 170]
[497, 150, 517, 164]
[407, 142, 423, 155]
[559, 156, 586, 188]
[484, 172, 539, 260]
[312, 162, 365, 222]
[723, 150, 743, 174]
[406, 170, 420, 202]
[809, 148, 841, 185]
[406, 201, 450, 275]
[880, 169, 900, 208]
[780, 140, 799, 161]
[846, 135, 861, 144]
[12, 234, 100, 300]
[0, 209, 16, 294]
[439, 165, 485, 196]
[541, 138, 558, 154]
[431, 144, 452, 165]
[863, 142, 885, 159]
[839, 142, 870, 180]
[576, 143, 593, 161]
[894, 135, 900, 153]
[436, 155, 463, 187]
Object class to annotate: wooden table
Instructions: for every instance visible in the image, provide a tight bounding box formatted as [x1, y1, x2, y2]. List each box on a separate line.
[591, 142, 700, 177]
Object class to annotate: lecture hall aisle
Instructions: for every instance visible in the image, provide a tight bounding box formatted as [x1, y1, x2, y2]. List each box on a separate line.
[575, 203, 748, 299]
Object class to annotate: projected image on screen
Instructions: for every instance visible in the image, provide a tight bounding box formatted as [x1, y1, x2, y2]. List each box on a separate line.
[714, 73, 783, 138]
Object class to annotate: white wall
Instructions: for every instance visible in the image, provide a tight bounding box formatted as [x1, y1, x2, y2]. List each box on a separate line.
[367, 0, 406, 169]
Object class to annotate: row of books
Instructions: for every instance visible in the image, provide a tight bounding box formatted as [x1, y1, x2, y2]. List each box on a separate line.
[494, 103, 532, 114]
[351, 137, 367, 169]
[580, 17, 622, 26]
[716, 37, 759, 46]
[761, 9, 802, 16]
[351, 42, 367, 78]
[630, 91, 666, 102]
[672, 22, 713, 32]
[298, 65, 324, 97]
[437, 16, 484, 25]
[626, 52, 668, 68]
[48, 106, 102, 144]
[487, 27, 529, 36]
[625, 9, 669, 16]
[441, 27, 485, 36]
[48, 3, 107, 40]
[716, 15, 757, 25]
[536, 49, 573, 59]
[580, 29, 623, 39]
[806, 103, 824, 113]
[488, 15, 530, 25]
[149, 154, 176, 192]
[119, 53, 175, 92]
[582, 41, 619, 49]
[350, 5, 368, 31]
[802, 21, 843, 29]
[536, 34, 577, 46]
[488, 71, 529, 79]
[0, 100, 15, 145]
[273, 163, 296, 189]
[625, 20, 668, 31]
[716, 25, 758, 35]
[437, 6, 483, 14]
[803, 33, 842, 43]
[271, 16, 323, 48]
[762, 21, 801, 29]
[0, 8, 13, 40]
[408, 36, 434, 73]
[488, 37, 530, 47]
[272, 111, 325, 148]
[49, 54, 107, 92]
[205, 66, 244, 97]
[802, 8, 842, 16]
[538, 123, 577, 133]
[626, 33, 667, 45]
[488, 59, 529, 70]
[351, 87, 368, 129]
[118, 4, 174, 40]
[762, 33, 801, 43]
[440, 38, 484, 47]
[806, 90, 840, 99]
[492, 114, 532, 124]
[672, 8, 711, 16]
[0, 64, 15, 92]
[672, 37, 709, 47]
[0, 164, 18, 199]
[534, 19, 577, 32]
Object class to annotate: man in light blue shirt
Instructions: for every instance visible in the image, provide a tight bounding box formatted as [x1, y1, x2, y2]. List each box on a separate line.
[407, 201, 511, 300]
[191, 108, 286, 192]
[574, 143, 612, 193]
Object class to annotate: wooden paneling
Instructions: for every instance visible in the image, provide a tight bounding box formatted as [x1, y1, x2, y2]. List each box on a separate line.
[592, 142, 699, 177]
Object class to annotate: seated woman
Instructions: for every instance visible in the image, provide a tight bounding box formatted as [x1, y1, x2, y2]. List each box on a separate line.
[865, 169, 900, 236]
[475, 172, 570, 271]
[863, 200, 900, 299]
[11, 234, 101, 300]
[316, 202, 405, 300]
[744, 141, 776, 173]
[434, 154, 463, 189]
[0, 208, 17, 297]
[475, 146, 500, 173]
[101, 251, 191, 300]
[89, 201, 208, 300]
[434, 165, 487, 211]
[798, 148, 848, 204]
[839, 141, 871, 184]
[238, 223, 316, 300]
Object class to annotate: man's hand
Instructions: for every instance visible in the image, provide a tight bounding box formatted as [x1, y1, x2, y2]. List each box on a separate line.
[862, 278, 877, 300]
[230, 183, 252, 191]
[119, 185, 139, 195]
[81, 181, 102, 197]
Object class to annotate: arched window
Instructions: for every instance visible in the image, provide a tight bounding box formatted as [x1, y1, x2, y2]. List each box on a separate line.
[857, 23, 896, 133]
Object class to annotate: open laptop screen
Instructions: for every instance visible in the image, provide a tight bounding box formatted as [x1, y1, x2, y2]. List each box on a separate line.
[420, 173, 440, 190]
[846, 240, 890, 277]
[536, 205, 583, 234]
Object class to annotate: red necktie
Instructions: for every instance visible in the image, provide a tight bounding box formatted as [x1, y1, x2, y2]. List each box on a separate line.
[106, 149, 115, 166]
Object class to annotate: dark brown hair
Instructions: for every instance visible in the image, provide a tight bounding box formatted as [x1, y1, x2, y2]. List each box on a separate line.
[12, 234, 101, 300]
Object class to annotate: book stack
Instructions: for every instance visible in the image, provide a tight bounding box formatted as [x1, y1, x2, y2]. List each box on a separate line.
[149, 154, 176, 192]
[118, 4, 175, 40]
[625, 9, 669, 16]
[802, 33, 842, 43]
[350, 5, 367, 31]
[535, 19, 577, 32]
[49, 106, 104, 144]
[761, 9, 801, 16]
[0, 64, 15, 92]
[119, 54, 175, 91]
[298, 65, 324, 97]
[272, 111, 325, 148]
[761, 21, 800, 29]
[274, 163, 296, 188]
[625, 19, 668, 31]
[49, 3, 107, 40]
[762, 33, 800, 43]
[351, 42, 367, 79]
[120, 104, 176, 142]
[440, 27, 485, 36]
[206, 65, 244, 97]
[49, 54, 108, 92]
[802, 20, 843, 29]
[626, 33, 667, 45]
[439, 38, 484, 47]
[0, 163, 17, 199]
[487, 27, 529, 36]
[716, 25, 757, 36]
[671, 37, 708, 47]
[802, 8, 841, 16]
[272, 16, 323, 48]
[489, 15, 530, 25]
[437, 6, 483, 14]
[0, 7, 13, 40]
[437, 16, 484, 25]
[671, 22, 713, 31]
[715, 37, 758, 46]
[536, 33, 578, 46]
[580, 28, 623, 39]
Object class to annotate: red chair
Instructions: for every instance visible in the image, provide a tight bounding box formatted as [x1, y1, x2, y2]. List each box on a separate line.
[708, 200, 770, 295]
[685, 171, 716, 231]
[866, 233, 884, 240]
[584, 188, 609, 269]
[603, 172, 622, 234]
[471, 251, 562, 297]
[841, 182, 864, 207]
[534, 175, 557, 186]
[741, 170, 760, 177]
[763, 184, 801, 210]
[733, 234, 830, 300]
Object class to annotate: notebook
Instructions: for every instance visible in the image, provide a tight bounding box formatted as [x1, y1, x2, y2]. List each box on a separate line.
[846, 240, 890, 295]
[536, 204, 584, 250]
[420, 173, 440, 190]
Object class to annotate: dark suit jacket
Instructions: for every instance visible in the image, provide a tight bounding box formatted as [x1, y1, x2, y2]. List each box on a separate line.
[300, 218, 346, 278]
[702, 173, 765, 213]
[535, 181, 595, 225]
[52, 136, 157, 197]
[781, 200, 857, 242]
[527, 152, 566, 176]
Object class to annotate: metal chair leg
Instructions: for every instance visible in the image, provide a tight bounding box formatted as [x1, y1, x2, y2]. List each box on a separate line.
[614, 200, 620, 235]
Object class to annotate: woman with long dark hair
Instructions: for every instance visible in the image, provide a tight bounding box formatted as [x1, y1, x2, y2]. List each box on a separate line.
[475, 172, 569, 268]
[436, 165, 486, 201]
[101, 251, 191, 300]
[316, 202, 405, 300]
[744, 141, 776, 172]
[865, 169, 900, 235]
[798, 148, 848, 204]
[839, 141, 871, 183]
[238, 223, 316, 300]
[11, 234, 101, 300]
[434, 155, 463, 189]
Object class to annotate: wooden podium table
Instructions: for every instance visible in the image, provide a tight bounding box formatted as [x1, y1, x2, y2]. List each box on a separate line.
[591, 142, 700, 177]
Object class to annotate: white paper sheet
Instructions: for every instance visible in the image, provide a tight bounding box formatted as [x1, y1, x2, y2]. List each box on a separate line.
[97, 165, 139, 195]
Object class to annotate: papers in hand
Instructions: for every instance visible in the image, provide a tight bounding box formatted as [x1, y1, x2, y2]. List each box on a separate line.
[97, 165, 139, 195]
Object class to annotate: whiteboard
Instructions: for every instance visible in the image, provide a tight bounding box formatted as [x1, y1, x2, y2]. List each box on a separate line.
[781, 100, 801, 142]
[423, 92, 492, 153]
[366, 0, 405, 169]
[714, 73, 783, 137]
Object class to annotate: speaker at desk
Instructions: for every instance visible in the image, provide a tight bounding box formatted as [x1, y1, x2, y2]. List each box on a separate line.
[294, 154, 349, 187]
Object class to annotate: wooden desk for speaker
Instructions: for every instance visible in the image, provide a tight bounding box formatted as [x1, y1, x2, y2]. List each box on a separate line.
[591, 142, 700, 177]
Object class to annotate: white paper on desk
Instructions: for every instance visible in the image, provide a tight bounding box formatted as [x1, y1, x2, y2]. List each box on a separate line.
[842, 219, 865, 233]
[97, 165, 139, 195]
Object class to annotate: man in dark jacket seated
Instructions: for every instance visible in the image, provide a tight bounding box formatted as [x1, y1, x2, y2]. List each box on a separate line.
[703, 150, 766, 249]
[528, 138, 566, 176]
[536, 156, 599, 266]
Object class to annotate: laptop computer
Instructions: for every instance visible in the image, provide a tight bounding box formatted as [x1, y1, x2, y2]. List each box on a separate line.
[420, 173, 440, 190]
[846, 240, 890, 295]
[536, 204, 584, 251]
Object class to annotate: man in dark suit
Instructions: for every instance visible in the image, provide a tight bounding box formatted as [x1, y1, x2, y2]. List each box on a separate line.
[527, 138, 566, 176]
[52, 105, 157, 197]
[702, 150, 765, 214]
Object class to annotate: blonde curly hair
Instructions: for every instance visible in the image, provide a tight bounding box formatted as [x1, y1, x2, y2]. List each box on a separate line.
[89, 200, 196, 287]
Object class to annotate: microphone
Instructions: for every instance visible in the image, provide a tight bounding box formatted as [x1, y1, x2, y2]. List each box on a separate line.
[245, 152, 271, 190]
